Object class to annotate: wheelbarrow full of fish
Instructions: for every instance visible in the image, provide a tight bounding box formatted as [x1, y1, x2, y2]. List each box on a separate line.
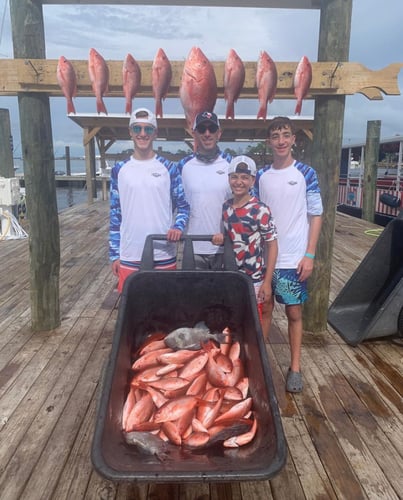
[91, 235, 287, 482]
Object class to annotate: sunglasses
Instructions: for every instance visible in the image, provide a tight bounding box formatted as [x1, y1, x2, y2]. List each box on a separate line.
[196, 124, 219, 134]
[131, 125, 156, 135]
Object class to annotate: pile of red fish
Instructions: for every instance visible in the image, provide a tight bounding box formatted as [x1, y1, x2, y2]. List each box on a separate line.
[122, 327, 258, 453]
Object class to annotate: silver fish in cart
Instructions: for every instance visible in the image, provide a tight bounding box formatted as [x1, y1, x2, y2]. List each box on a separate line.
[123, 431, 171, 461]
[164, 321, 227, 350]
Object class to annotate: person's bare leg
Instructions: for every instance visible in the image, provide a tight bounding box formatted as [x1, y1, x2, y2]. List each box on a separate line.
[285, 304, 303, 372]
[261, 297, 274, 342]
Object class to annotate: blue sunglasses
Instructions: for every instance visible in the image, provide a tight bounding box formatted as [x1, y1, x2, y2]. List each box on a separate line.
[131, 125, 156, 135]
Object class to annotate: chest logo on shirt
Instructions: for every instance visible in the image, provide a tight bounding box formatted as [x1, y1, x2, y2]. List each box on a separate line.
[288, 180, 298, 185]
[216, 170, 226, 175]
[152, 172, 162, 177]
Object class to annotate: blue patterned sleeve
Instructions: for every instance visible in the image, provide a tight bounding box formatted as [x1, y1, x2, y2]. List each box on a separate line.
[296, 162, 324, 216]
[167, 160, 190, 232]
[109, 162, 123, 261]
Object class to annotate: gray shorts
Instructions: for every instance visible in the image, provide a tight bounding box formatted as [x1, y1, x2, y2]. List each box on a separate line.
[194, 253, 224, 270]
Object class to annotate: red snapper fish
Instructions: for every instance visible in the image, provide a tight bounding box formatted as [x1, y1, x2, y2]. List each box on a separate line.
[122, 53, 141, 115]
[293, 55, 312, 115]
[179, 46, 217, 130]
[224, 49, 245, 119]
[256, 50, 277, 120]
[152, 48, 172, 118]
[56, 56, 77, 114]
[88, 48, 109, 114]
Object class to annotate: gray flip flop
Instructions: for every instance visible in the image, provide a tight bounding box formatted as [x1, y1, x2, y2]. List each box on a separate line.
[286, 369, 303, 393]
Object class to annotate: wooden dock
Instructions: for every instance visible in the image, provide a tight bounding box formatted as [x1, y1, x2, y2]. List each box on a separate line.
[0, 202, 402, 500]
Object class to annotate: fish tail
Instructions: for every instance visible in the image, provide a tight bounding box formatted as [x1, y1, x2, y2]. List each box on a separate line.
[256, 104, 267, 120]
[225, 101, 235, 120]
[125, 99, 132, 115]
[216, 333, 230, 344]
[67, 99, 76, 115]
[96, 97, 108, 115]
[155, 99, 163, 118]
[294, 100, 302, 115]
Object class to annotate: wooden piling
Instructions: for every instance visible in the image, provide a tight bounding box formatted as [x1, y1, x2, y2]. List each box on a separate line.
[362, 120, 381, 223]
[10, 0, 60, 331]
[304, 0, 353, 332]
[0, 109, 15, 178]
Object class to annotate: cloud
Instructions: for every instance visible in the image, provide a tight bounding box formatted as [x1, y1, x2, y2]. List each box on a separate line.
[1, 1, 402, 156]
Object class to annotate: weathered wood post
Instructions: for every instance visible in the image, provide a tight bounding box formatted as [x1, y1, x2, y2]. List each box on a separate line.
[65, 146, 71, 176]
[303, 0, 353, 332]
[362, 120, 381, 223]
[10, 0, 60, 330]
[84, 132, 97, 203]
[0, 109, 15, 178]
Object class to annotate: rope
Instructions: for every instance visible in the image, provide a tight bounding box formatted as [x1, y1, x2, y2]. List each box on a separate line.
[0, 210, 11, 240]
[0, 209, 28, 240]
[364, 228, 383, 237]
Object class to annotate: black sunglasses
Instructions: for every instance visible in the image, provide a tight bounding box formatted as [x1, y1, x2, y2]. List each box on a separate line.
[196, 124, 219, 134]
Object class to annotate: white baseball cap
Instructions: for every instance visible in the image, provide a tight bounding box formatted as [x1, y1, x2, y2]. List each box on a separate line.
[228, 155, 256, 176]
[129, 108, 157, 128]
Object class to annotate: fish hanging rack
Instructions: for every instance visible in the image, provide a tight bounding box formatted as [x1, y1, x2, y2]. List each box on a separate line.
[0, 58, 401, 100]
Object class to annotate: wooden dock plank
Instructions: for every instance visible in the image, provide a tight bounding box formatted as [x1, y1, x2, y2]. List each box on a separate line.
[271, 343, 366, 499]
[19, 316, 114, 499]
[318, 343, 403, 496]
[0, 201, 402, 500]
[306, 346, 400, 499]
[0, 313, 110, 498]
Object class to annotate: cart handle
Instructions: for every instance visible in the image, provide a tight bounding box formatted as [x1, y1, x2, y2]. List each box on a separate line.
[140, 234, 238, 271]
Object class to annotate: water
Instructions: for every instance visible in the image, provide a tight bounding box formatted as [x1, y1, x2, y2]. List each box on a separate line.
[14, 158, 103, 212]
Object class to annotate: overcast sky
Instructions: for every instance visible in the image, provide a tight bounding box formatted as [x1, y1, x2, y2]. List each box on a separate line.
[0, 0, 402, 157]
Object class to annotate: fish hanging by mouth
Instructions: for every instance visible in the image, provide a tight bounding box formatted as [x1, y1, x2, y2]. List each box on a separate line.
[56, 56, 77, 114]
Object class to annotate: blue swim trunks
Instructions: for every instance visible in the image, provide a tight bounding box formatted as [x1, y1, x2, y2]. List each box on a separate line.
[272, 269, 308, 305]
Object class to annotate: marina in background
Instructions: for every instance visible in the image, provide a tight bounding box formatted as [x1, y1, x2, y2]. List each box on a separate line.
[12, 135, 403, 218]
[337, 136, 403, 225]
[13, 157, 109, 212]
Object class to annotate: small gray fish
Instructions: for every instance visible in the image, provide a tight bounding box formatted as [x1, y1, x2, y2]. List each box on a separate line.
[164, 321, 227, 351]
[123, 431, 170, 461]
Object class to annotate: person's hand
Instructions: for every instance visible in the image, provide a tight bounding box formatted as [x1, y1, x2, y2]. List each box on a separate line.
[212, 233, 224, 246]
[258, 281, 272, 304]
[167, 228, 182, 242]
[111, 259, 120, 277]
[297, 255, 315, 282]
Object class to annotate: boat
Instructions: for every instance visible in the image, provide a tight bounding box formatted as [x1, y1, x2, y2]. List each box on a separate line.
[338, 137, 403, 225]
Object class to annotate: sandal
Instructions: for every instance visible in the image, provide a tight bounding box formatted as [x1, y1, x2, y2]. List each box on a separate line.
[286, 368, 303, 393]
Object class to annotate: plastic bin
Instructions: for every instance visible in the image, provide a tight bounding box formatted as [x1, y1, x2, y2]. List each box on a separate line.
[328, 215, 403, 345]
[92, 235, 287, 483]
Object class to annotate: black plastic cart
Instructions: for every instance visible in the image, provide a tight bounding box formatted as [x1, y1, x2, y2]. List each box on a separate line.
[328, 213, 403, 345]
[92, 235, 287, 483]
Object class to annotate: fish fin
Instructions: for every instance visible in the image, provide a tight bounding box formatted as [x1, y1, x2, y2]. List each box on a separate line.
[96, 97, 108, 115]
[256, 105, 267, 120]
[155, 99, 163, 118]
[125, 99, 132, 115]
[194, 321, 209, 331]
[225, 102, 235, 120]
[215, 333, 229, 344]
[67, 99, 76, 114]
[294, 100, 302, 115]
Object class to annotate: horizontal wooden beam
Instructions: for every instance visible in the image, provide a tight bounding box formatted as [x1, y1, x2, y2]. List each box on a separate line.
[40, 0, 321, 8]
[0, 58, 401, 100]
